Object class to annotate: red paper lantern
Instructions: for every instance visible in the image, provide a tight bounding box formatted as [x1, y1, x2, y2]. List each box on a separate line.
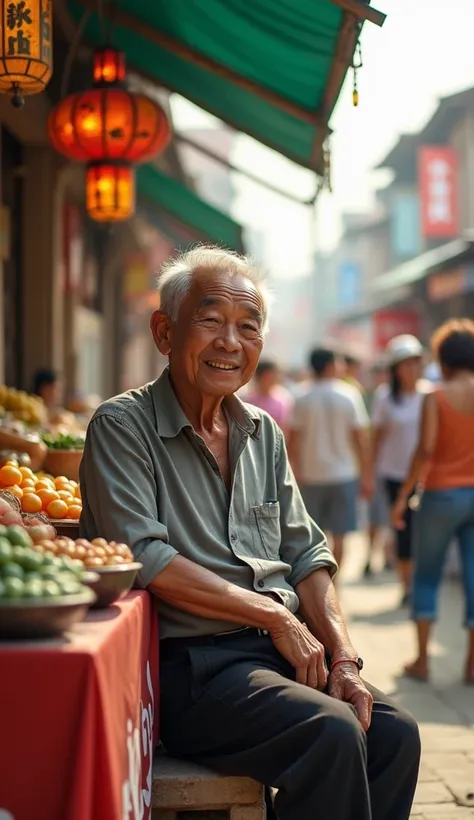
[85, 163, 135, 223]
[48, 87, 171, 164]
[48, 46, 171, 222]
[93, 48, 125, 85]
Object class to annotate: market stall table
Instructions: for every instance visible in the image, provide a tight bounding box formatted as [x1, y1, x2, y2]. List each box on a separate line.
[0, 590, 159, 820]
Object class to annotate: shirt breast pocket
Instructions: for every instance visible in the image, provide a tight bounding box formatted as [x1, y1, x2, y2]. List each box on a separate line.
[251, 502, 281, 560]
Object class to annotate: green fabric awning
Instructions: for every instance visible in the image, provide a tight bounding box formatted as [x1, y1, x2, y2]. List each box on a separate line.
[70, 0, 384, 172]
[136, 165, 244, 251]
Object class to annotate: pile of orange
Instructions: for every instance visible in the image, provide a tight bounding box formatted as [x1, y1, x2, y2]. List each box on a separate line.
[0, 460, 82, 520]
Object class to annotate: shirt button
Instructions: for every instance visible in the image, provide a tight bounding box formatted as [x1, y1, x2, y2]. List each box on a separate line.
[230, 533, 237, 543]
[257, 579, 265, 588]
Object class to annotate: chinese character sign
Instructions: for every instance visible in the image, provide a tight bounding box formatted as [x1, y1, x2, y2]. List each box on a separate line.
[0, 0, 52, 103]
[374, 310, 421, 352]
[418, 146, 459, 239]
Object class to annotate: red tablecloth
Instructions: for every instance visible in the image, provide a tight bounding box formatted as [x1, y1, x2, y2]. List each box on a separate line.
[0, 591, 159, 820]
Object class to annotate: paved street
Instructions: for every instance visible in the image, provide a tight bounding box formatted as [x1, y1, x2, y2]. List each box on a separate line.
[340, 534, 474, 819]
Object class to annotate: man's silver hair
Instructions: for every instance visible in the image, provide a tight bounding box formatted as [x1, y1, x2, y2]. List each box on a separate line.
[157, 246, 272, 331]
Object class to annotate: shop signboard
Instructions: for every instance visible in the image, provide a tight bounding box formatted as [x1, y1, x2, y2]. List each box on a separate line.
[338, 262, 361, 309]
[390, 192, 421, 260]
[418, 146, 459, 239]
[427, 265, 474, 301]
[374, 310, 421, 352]
[326, 319, 372, 359]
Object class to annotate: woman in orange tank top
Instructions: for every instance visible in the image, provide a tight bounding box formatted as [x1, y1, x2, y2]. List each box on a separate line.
[392, 319, 474, 684]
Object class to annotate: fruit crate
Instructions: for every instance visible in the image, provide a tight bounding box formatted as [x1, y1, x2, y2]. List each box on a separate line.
[53, 520, 80, 540]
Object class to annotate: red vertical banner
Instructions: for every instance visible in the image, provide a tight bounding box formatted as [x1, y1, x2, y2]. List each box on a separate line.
[374, 310, 421, 352]
[418, 146, 459, 239]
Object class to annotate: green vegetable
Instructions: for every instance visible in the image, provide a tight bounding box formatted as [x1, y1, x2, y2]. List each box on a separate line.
[0, 537, 13, 566]
[41, 580, 61, 597]
[2, 562, 25, 581]
[25, 571, 42, 582]
[16, 549, 43, 573]
[23, 580, 44, 598]
[40, 432, 85, 450]
[59, 580, 82, 596]
[6, 526, 33, 549]
[3, 577, 25, 598]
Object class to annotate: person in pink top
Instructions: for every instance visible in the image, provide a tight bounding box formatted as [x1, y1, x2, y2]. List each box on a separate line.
[244, 360, 294, 438]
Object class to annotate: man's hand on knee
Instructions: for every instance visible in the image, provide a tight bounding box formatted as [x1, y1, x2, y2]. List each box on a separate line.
[328, 665, 374, 731]
[269, 613, 328, 690]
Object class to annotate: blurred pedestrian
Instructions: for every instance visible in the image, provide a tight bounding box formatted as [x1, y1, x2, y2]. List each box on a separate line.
[32, 368, 61, 410]
[371, 336, 431, 606]
[391, 319, 474, 683]
[343, 354, 364, 394]
[290, 347, 372, 568]
[364, 361, 393, 577]
[244, 360, 294, 439]
[31, 368, 75, 428]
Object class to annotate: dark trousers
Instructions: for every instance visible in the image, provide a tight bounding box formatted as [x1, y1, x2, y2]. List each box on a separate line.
[159, 631, 421, 820]
[385, 479, 414, 561]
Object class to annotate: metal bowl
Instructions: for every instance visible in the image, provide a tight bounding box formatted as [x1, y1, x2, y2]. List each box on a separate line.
[81, 562, 142, 609]
[0, 587, 96, 640]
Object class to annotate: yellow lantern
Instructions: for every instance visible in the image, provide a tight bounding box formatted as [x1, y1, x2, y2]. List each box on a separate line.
[0, 0, 53, 107]
[85, 163, 136, 223]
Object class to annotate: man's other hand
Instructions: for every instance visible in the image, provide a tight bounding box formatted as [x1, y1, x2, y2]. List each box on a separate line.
[269, 615, 328, 690]
[329, 664, 373, 731]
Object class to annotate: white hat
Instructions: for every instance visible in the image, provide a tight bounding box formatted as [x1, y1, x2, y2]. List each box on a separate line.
[386, 334, 423, 365]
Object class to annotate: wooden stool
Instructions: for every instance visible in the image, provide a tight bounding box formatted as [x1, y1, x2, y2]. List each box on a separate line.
[152, 753, 265, 820]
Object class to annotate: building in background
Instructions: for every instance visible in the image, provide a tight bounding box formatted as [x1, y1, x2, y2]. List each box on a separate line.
[318, 86, 474, 358]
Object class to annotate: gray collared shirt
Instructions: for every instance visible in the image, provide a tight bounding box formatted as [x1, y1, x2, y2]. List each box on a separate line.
[80, 369, 337, 639]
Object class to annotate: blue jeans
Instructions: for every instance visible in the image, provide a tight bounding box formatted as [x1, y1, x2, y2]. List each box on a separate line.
[412, 487, 474, 627]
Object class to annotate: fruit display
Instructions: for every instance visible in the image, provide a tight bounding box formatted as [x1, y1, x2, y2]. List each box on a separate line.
[0, 460, 82, 521]
[0, 425, 47, 471]
[0, 525, 90, 601]
[0, 385, 47, 426]
[0, 494, 56, 540]
[33, 536, 135, 568]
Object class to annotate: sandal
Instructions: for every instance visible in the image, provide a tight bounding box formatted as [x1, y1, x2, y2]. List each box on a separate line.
[403, 660, 429, 682]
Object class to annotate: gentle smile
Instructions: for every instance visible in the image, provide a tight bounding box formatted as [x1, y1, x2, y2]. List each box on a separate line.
[205, 361, 239, 371]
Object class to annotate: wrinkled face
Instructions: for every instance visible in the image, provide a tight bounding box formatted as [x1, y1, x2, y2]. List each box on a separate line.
[151, 271, 265, 398]
[396, 356, 422, 389]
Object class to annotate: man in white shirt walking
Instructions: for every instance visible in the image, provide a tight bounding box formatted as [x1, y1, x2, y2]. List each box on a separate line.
[290, 347, 372, 567]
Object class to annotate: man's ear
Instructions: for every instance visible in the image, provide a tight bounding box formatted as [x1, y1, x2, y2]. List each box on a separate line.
[150, 310, 172, 355]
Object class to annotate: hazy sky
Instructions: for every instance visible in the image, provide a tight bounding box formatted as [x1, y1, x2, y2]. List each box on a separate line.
[171, 0, 474, 278]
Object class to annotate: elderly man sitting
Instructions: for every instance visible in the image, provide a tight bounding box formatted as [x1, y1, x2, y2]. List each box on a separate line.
[80, 247, 420, 820]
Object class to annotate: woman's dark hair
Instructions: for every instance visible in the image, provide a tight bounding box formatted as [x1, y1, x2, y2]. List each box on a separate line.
[389, 364, 402, 404]
[431, 318, 474, 372]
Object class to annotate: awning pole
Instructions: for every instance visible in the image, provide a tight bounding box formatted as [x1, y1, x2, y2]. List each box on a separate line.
[175, 133, 318, 206]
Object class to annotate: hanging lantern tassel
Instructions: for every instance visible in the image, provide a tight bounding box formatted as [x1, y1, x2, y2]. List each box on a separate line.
[352, 32, 363, 108]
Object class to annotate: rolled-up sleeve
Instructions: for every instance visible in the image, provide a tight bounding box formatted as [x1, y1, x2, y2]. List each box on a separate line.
[79, 413, 178, 587]
[275, 430, 338, 586]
